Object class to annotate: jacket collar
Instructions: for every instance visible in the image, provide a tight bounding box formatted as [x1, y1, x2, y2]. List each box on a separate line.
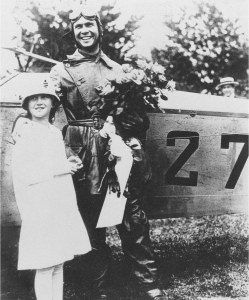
[65, 49, 113, 69]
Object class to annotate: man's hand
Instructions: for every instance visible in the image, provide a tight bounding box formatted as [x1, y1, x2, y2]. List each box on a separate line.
[119, 111, 144, 131]
[106, 169, 121, 197]
[117, 111, 149, 135]
[98, 158, 121, 197]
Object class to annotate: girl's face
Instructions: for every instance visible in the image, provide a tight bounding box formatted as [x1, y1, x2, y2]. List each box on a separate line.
[28, 94, 53, 121]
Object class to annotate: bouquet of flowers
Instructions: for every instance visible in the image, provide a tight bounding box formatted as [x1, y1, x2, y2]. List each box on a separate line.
[95, 58, 176, 119]
[95, 59, 175, 202]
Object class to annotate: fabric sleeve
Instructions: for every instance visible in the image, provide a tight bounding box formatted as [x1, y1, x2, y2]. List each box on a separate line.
[11, 125, 54, 187]
[50, 65, 62, 94]
[11, 117, 31, 144]
[52, 128, 71, 176]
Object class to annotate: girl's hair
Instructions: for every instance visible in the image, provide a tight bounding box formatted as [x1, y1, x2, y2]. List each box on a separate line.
[11, 96, 59, 133]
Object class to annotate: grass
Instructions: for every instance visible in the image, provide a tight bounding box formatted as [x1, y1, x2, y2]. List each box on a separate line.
[1, 214, 248, 299]
[104, 214, 249, 299]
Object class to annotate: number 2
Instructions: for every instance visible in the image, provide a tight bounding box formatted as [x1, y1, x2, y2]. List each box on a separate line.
[165, 131, 199, 186]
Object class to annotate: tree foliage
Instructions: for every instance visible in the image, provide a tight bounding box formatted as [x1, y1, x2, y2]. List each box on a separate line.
[16, 2, 139, 72]
[151, 2, 249, 98]
[20, 6, 70, 71]
[99, 5, 140, 63]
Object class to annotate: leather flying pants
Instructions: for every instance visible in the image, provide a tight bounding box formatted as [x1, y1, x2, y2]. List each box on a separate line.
[65, 124, 158, 293]
[74, 175, 158, 293]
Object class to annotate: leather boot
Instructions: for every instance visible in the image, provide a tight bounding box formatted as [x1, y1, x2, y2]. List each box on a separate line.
[144, 288, 168, 300]
[93, 291, 108, 300]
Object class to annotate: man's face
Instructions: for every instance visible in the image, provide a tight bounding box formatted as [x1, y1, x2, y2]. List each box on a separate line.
[73, 16, 99, 49]
[221, 84, 235, 98]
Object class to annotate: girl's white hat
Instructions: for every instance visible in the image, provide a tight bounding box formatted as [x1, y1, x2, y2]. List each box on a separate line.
[21, 78, 60, 110]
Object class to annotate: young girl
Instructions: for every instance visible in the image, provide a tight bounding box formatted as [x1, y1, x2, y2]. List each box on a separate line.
[11, 78, 91, 300]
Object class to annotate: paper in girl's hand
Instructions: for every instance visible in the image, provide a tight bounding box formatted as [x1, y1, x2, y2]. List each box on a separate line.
[96, 189, 127, 227]
[96, 145, 133, 228]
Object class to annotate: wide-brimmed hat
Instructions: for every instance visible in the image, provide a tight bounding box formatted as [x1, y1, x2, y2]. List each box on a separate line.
[216, 77, 239, 90]
[21, 77, 60, 110]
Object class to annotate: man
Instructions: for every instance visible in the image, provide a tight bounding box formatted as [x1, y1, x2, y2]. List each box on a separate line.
[50, 5, 167, 300]
[216, 77, 239, 98]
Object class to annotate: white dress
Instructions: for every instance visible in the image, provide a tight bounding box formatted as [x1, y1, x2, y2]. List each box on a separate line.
[11, 120, 91, 270]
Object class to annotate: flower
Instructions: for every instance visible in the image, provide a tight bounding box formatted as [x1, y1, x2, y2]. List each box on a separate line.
[96, 58, 175, 117]
[122, 64, 134, 73]
[115, 72, 131, 84]
[166, 80, 176, 91]
[135, 59, 149, 71]
[130, 69, 146, 85]
[157, 74, 167, 84]
[150, 63, 165, 75]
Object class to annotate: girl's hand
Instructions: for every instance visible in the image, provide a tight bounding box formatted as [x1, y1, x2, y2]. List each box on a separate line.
[67, 156, 83, 174]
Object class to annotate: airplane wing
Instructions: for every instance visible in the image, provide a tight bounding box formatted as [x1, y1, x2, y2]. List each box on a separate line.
[2, 47, 58, 65]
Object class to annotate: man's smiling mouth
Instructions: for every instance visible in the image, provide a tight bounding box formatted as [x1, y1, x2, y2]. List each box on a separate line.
[81, 36, 92, 40]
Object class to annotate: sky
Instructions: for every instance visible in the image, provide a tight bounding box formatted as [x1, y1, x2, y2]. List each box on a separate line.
[0, 0, 248, 75]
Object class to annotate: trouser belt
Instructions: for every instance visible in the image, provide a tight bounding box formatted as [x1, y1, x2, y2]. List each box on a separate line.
[68, 119, 94, 127]
[68, 118, 103, 129]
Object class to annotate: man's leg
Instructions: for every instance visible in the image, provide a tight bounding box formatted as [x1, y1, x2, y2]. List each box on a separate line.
[64, 125, 111, 298]
[117, 187, 158, 289]
[75, 182, 111, 298]
[116, 161, 167, 299]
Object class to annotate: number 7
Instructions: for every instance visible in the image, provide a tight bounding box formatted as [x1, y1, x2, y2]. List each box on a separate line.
[221, 134, 249, 189]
